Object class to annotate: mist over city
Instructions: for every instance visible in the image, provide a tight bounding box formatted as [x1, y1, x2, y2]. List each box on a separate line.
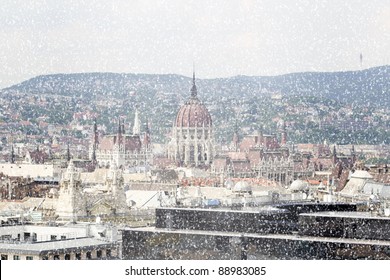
[1, 0, 390, 265]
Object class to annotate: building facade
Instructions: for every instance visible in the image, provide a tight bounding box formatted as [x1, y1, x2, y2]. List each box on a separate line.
[89, 109, 152, 168]
[168, 73, 214, 167]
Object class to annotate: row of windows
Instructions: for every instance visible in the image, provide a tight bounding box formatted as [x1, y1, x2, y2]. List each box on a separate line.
[1, 166, 49, 169]
[0, 249, 112, 260]
[1, 254, 33, 260]
[41, 249, 111, 260]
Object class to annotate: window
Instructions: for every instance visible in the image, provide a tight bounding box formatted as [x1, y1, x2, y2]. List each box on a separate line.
[61, 235, 66, 240]
[24, 232, 31, 240]
[53, 255, 60, 260]
[50, 235, 57, 241]
[0, 235, 11, 241]
[1, 254, 8, 260]
[13, 255, 20, 260]
[41, 255, 48, 260]
[26, 256, 34, 260]
[97, 250, 102, 259]
[75, 253, 81, 260]
[86, 251, 92, 260]
[64, 254, 70, 260]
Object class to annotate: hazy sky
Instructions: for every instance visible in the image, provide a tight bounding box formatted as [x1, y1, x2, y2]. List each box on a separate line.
[0, 0, 389, 88]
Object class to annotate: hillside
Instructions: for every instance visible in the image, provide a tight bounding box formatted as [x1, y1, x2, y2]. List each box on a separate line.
[3, 66, 389, 106]
[1, 66, 389, 145]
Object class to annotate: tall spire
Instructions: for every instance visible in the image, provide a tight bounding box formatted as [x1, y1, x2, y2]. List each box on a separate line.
[67, 142, 71, 162]
[190, 68, 198, 98]
[117, 117, 122, 135]
[10, 144, 15, 164]
[133, 106, 141, 135]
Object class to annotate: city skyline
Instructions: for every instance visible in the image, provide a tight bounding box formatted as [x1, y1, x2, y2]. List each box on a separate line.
[1, 0, 390, 88]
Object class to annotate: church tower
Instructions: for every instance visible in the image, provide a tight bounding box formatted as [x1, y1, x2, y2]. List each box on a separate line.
[56, 160, 86, 222]
[106, 162, 127, 214]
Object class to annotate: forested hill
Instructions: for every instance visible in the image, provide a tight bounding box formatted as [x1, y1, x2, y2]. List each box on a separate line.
[2, 65, 389, 107]
[1, 66, 389, 145]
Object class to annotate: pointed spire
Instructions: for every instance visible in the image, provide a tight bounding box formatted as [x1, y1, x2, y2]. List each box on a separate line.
[91, 146, 96, 163]
[117, 117, 122, 135]
[93, 118, 97, 134]
[10, 144, 15, 164]
[67, 142, 71, 162]
[190, 68, 198, 98]
[133, 106, 141, 135]
[93, 117, 99, 144]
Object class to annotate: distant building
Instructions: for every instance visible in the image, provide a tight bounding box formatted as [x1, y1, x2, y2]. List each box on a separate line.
[0, 223, 119, 260]
[122, 202, 390, 260]
[0, 163, 60, 179]
[167, 73, 215, 167]
[211, 122, 310, 185]
[89, 109, 152, 168]
[339, 170, 390, 201]
[56, 160, 128, 221]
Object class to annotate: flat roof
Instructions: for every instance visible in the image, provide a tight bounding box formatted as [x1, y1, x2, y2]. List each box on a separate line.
[157, 207, 288, 215]
[0, 238, 115, 255]
[124, 227, 390, 247]
[300, 211, 390, 220]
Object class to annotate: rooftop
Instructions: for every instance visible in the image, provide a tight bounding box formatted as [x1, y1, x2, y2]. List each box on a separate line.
[0, 237, 115, 254]
[300, 211, 390, 220]
[125, 226, 390, 247]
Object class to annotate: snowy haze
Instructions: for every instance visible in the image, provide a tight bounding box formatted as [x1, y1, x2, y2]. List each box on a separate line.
[0, 0, 389, 88]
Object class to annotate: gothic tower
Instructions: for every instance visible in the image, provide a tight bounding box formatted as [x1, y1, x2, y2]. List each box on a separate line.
[56, 160, 86, 222]
[106, 162, 127, 214]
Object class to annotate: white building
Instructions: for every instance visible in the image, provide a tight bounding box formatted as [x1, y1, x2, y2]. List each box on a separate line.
[0, 223, 119, 260]
[56, 160, 87, 221]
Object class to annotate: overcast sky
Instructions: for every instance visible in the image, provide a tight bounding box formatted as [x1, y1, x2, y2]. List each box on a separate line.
[0, 0, 389, 88]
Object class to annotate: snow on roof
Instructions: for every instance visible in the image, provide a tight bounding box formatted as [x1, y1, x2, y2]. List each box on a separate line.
[350, 170, 373, 179]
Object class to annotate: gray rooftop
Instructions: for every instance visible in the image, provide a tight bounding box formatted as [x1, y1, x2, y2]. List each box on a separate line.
[300, 211, 390, 220]
[125, 226, 390, 246]
[0, 238, 114, 254]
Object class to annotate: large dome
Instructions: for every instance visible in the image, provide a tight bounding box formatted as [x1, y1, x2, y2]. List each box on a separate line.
[290, 179, 309, 192]
[233, 181, 252, 193]
[175, 73, 212, 127]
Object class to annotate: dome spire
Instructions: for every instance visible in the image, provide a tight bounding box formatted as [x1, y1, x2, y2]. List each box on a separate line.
[190, 66, 197, 98]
